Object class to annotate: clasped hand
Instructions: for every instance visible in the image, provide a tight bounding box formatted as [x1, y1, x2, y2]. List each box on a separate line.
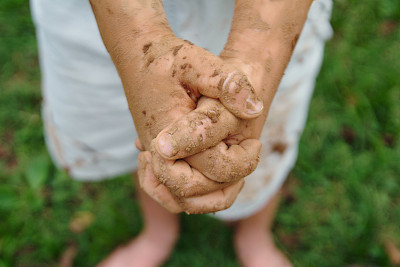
[117, 34, 266, 214]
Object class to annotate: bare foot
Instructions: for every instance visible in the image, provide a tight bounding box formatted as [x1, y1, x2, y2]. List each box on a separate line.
[234, 226, 293, 267]
[97, 228, 179, 267]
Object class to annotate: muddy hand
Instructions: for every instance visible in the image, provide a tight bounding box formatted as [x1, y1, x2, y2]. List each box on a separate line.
[117, 36, 267, 214]
[136, 97, 262, 214]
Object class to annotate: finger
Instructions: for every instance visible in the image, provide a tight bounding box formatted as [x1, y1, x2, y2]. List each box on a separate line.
[135, 138, 144, 151]
[185, 139, 262, 183]
[150, 141, 234, 198]
[156, 97, 242, 159]
[180, 179, 245, 214]
[174, 45, 263, 119]
[138, 151, 183, 213]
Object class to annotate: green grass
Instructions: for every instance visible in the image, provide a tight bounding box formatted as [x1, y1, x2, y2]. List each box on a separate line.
[1, 0, 400, 266]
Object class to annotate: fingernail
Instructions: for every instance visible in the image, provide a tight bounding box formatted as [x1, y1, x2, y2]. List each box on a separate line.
[157, 133, 178, 158]
[245, 95, 263, 115]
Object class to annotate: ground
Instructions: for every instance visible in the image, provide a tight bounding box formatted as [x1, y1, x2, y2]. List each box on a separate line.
[1, 0, 400, 266]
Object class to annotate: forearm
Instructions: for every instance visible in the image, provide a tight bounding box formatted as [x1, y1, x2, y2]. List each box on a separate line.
[221, 0, 313, 100]
[89, 0, 173, 67]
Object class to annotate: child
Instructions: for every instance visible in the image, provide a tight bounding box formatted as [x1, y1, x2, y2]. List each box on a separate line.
[31, 0, 333, 266]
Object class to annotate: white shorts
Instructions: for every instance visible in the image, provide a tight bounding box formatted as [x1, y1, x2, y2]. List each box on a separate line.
[31, 0, 333, 220]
